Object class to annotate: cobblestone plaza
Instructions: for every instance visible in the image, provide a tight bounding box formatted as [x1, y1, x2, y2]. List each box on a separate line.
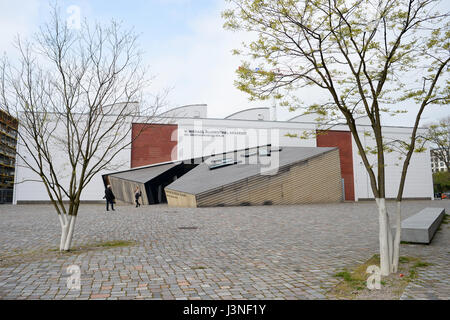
[0, 201, 448, 300]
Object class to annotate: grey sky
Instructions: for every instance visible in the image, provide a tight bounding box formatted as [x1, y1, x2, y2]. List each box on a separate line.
[0, 0, 448, 126]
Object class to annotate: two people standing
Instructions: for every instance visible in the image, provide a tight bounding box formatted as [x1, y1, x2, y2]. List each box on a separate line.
[103, 185, 142, 210]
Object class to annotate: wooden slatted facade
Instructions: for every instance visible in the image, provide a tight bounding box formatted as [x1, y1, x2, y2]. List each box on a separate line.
[108, 177, 150, 206]
[166, 148, 342, 207]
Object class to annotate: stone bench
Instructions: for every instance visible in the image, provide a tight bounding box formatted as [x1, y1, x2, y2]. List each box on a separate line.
[392, 208, 445, 244]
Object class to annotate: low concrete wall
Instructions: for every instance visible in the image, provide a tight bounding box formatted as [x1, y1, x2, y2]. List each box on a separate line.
[392, 207, 445, 244]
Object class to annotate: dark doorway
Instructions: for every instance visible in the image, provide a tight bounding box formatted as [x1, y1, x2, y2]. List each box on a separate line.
[145, 163, 198, 204]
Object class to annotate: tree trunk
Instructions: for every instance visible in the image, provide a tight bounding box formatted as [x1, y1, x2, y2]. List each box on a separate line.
[376, 198, 391, 276]
[63, 215, 77, 251]
[392, 201, 402, 273]
[59, 223, 69, 251]
[387, 218, 393, 271]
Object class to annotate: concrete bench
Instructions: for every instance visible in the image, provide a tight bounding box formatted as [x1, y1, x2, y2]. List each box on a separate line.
[392, 207, 445, 244]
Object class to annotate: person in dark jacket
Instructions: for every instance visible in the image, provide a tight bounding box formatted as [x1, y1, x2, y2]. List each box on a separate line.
[134, 186, 142, 208]
[103, 185, 116, 211]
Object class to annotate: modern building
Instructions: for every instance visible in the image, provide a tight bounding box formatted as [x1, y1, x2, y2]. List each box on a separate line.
[164, 146, 342, 208]
[103, 145, 343, 207]
[13, 104, 434, 204]
[0, 110, 18, 204]
[129, 105, 433, 202]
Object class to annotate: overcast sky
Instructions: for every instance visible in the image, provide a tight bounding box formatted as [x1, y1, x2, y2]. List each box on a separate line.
[0, 0, 448, 126]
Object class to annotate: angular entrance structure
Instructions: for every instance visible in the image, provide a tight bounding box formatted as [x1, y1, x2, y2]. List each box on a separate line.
[165, 146, 343, 208]
[103, 146, 343, 207]
[103, 160, 198, 205]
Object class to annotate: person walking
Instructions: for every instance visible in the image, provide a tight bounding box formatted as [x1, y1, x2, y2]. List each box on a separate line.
[104, 185, 116, 211]
[134, 186, 142, 208]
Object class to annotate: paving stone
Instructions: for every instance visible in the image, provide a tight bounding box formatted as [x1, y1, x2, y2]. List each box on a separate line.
[0, 201, 448, 300]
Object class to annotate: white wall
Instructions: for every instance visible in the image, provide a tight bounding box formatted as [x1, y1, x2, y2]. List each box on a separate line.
[351, 126, 434, 200]
[13, 115, 132, 203]
[13, 110, 433, 202]
[176, 118, 316, 160]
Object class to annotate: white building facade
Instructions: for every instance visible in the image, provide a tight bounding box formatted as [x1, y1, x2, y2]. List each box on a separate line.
[13, 104, 434, 203]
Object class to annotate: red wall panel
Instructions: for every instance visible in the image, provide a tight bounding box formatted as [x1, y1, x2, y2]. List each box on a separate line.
[316, 130, 355, 201]
[131, 124, 177, 168]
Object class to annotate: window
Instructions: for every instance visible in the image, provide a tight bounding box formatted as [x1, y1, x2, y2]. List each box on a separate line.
[208, 158, 237, 170]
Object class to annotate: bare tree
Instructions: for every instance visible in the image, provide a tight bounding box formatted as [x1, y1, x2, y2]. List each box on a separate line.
[425, 116, 450, 171]
[0, 5, 165, 251]
[223, 0, 449, 275]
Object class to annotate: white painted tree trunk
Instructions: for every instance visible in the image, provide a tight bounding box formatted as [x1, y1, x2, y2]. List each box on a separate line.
[387, 218, 394, 271]
[392, 201, 402, 273]
[60, 223, 68, 251]
[59, 214, 68, 251]
[376, 198, 391, 276]
[63, 215, 77, 251]
[59, 215, 77, 251]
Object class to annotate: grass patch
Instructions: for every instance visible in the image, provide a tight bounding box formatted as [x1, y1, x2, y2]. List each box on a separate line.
[51, 240, 137, 253]
[191, 266, 207, 270]
[332, 254, 380, 295]
[408, 261, 433, 280]
[0, 248, 47, 267]
[96, 240, 135, 248]
[1, 240, 137, 267]
[412, 261, 433, 268]
[334, 270, 352, 281]
[329, 255, 432, 300]
[399, 256, 414, 263]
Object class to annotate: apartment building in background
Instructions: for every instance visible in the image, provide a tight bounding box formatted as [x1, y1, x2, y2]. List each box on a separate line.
[0, 110, 18, 204]
[431, 149, 448, 173]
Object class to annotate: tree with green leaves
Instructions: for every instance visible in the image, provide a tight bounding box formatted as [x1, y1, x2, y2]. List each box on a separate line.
[433, 171, 450, 193]
[223, 0, 449, 275]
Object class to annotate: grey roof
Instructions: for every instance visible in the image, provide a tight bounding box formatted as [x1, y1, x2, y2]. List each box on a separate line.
[109, 162, 180, 184]
[165, 147, 337, 195]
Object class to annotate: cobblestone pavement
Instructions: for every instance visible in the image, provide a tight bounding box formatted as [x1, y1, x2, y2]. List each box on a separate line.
[0, 200, 448, 300]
